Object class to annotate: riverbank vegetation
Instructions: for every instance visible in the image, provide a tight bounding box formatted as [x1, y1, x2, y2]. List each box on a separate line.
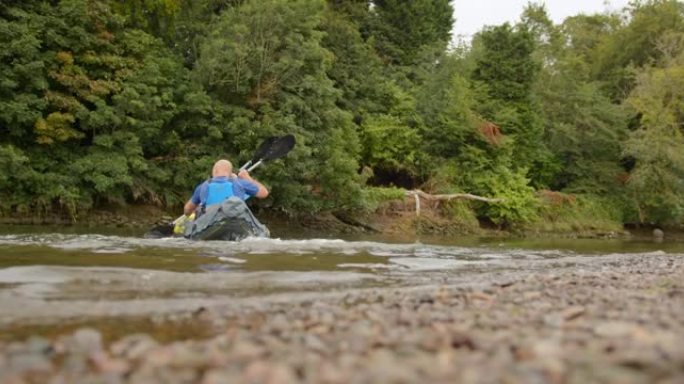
[1, 0, 684, 232]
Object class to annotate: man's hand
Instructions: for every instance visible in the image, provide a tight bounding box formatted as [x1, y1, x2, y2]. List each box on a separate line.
[183, 200, 197, 216]
[237, 169, 253, 180]
[237, 169, 269, 198]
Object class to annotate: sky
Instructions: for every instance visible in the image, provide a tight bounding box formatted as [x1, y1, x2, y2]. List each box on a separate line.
[451, 0, 632, 40]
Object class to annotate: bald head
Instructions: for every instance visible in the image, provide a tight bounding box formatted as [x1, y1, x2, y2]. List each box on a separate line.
[212, 159, 233, 177]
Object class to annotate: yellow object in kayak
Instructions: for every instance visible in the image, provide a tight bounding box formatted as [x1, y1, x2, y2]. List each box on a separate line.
[173, 213, 195, 235]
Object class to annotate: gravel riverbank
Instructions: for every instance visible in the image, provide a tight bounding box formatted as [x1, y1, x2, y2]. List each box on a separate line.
[1, 253, 683, 383]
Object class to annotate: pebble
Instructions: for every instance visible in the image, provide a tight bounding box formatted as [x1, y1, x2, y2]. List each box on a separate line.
[230, 340, 266, 361]
[110, 334, 158, 360]
[202, 368, 241, 384]
[7, 352, 53, 374]
[303, 334, 327, 354]
[59, 328, 103, 355]
[561, 305, 586, 321]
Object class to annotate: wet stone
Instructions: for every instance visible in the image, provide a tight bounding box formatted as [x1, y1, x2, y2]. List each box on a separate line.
[562, 306, 586, 321]
[109, 334, 158, 360]
[202, 368, 241, 384]
[303, 334, 328, 354]
[59, 328, 103, 355]
[230, 340, 267, 361]
[24, 336, 53, 355]
[242, 360, 298, 384]
[62, 354, 89, 374]
[8, 352, 53, 374]
[267, 314, 290, 335]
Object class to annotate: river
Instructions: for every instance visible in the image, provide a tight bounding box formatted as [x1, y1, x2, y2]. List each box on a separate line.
[0, 224, 679, 341]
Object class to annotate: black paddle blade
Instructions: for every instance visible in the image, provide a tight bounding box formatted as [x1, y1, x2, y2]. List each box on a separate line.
[251, 136, 280, 163]
[262, 134, 295, 161]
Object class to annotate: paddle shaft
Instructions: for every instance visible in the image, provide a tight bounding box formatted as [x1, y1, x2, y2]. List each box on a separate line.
[247, 160, 263, 172]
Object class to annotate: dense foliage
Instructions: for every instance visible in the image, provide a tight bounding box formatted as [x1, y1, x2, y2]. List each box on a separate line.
[2, 0, 684, 227]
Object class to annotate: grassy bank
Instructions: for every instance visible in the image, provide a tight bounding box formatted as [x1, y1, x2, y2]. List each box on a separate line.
[355, 190, 628, 239]
[0, 190, 653, 240]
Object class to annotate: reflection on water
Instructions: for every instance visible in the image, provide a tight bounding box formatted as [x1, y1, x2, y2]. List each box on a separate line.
[0, 224, 682, 332]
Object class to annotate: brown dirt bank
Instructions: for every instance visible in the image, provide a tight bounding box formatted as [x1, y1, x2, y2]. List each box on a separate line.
[0, 205, 173, 228]
[1, 254, 683, 383]
[0, 202, 678, 241]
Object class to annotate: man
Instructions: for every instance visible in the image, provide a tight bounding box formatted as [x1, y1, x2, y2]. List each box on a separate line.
[183, 159, 269, 216]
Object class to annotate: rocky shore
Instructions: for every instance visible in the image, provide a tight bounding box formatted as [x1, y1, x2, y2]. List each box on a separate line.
[1, 253, 683, 383]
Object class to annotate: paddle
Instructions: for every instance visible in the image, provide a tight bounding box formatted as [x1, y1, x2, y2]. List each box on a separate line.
[144, 134, 296, 238]
[245, 134, 295, 171]
[239, 136, 279, 171]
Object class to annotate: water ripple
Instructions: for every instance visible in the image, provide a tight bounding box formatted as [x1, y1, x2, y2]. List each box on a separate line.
[0, 233, 570, 261]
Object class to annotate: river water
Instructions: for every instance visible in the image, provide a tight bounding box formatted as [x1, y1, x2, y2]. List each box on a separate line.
[0, 224, 681, 341]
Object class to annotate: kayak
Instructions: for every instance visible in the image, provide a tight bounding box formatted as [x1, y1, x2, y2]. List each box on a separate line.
[183, 197, 269, 241]
[145, 197, 269, 241]
[144, 134, 294, 241]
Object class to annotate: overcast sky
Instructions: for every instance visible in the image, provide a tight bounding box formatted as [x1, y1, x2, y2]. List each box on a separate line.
[451, 0, 632, 40]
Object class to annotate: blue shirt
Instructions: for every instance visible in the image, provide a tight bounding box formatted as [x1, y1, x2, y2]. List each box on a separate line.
[190, 176, 260, 207]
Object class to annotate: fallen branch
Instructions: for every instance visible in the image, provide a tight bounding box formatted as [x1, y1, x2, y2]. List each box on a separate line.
[405, 190, 503, 216]
[406, 190, 503, 203]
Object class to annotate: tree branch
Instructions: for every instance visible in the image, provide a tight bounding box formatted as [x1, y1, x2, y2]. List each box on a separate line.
[404, 190, 503, 216]
[405, 190, 504, 203]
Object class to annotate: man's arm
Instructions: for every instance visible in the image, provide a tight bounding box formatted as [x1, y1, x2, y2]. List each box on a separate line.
[183, 184, 203, 215]
[183, 200, 197, 216]
[238, 169, 269, 199]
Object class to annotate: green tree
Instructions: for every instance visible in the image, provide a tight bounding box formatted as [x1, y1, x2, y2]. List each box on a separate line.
[194, 0, 363, 212]
[540, 79, 628, 193]
[360, 84, 424, 186]
[416, 55, 477, 159]
[112, 0, 244, 66]
[520, 2, 564, 63]
[593, 0, 684, 100]
[533, 10, 629, 194]
[0, 0, 198, 214]
[370, 0, 454, 66]
[321, 4, 388, 116]
[560, 13, 621, 79]
[0, 2, 48, 144]
[471, 23, 552, 185]
[623, 35, 684, 223]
